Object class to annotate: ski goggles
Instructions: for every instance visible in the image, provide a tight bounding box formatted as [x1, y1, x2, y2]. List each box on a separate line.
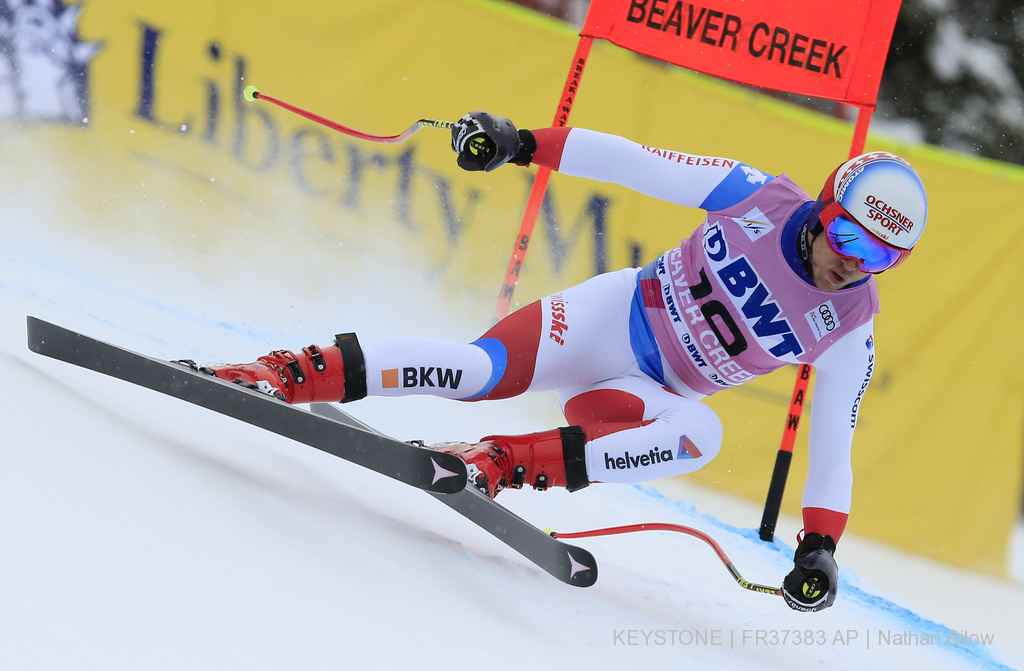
[823, 216, 911, 273]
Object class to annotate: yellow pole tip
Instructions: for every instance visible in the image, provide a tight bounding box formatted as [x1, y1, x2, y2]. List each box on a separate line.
[243, 85, 258, 102]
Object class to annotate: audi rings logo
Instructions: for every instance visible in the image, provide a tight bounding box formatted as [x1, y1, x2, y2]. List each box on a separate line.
[817, 304, 837, 331]
[804, 300, 841, 342]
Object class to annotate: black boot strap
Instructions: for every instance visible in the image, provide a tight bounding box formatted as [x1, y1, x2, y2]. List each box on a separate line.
[559, 425, 589, 492]
[335, 332, 367, 403]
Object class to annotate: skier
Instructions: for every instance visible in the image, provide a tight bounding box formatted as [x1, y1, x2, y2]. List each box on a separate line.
[202, 112, 928, 612]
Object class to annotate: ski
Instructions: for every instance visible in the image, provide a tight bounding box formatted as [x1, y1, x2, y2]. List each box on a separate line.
[25, 316, 596, 587]
[310, 403, 599, 588]
[429, 486, 599, 588]
[26, 317, 467, 494]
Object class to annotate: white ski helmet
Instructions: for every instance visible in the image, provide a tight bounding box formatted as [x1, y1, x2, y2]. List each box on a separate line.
[816, 151, 928, 270]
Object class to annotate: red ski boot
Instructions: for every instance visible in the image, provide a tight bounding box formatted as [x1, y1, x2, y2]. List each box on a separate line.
[437, 426, 589, 498]
[197, 333, 366, 404]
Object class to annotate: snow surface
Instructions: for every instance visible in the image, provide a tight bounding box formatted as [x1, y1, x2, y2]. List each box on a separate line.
[2, 199, 1023, 671]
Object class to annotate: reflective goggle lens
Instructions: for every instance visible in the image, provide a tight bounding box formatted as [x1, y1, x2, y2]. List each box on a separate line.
[824, 217, 906, 273]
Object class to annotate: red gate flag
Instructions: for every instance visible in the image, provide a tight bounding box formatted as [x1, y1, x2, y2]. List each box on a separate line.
[582, 0, 902, 107]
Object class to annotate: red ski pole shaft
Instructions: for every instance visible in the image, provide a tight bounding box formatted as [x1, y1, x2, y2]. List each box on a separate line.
[758, 363, 812, 541]
[243, 86, 451, 144]
[491, 35, 594, 322]
[551, 523, 781, 596]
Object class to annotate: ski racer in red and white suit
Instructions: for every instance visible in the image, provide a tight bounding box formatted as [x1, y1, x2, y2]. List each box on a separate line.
[521, 126, 878, 541]
[206, 112, 928, 612]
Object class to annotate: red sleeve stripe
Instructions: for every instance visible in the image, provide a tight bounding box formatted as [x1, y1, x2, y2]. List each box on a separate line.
[530, 127, 572, 171]
[802, 506, 849, 542]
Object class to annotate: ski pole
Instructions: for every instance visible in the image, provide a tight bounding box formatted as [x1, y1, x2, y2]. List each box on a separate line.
[243, 86, 452, 144]
[550, 522, 782, 596]
[491, 34, 595, 322]
[758, 362, 813, 542]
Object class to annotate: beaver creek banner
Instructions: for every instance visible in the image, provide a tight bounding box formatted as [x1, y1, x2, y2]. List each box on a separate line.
[582, 0, 902, 107]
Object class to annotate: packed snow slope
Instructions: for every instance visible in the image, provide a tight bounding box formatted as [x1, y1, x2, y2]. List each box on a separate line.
[2, 214, 1022, 671]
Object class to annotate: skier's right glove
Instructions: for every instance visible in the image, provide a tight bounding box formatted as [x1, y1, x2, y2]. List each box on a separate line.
[451, 111, 536, 172]
[782, 532, 839, 612]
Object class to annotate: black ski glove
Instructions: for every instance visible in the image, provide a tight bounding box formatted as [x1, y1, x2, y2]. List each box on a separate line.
[782, 532, 838, 612]
[451, 111, 536, 172]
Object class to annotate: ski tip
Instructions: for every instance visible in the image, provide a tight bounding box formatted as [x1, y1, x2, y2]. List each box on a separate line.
[25, 315, 41, 352]
[26, 315, 57, 354]
[428, 454, 469, 494]
[566, 548, 598, 588]
[243, 85, 259, 102]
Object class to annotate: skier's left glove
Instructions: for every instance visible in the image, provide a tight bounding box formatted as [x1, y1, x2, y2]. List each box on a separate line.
[782, 532, 838, 612]
[451, 111, 536, 172]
